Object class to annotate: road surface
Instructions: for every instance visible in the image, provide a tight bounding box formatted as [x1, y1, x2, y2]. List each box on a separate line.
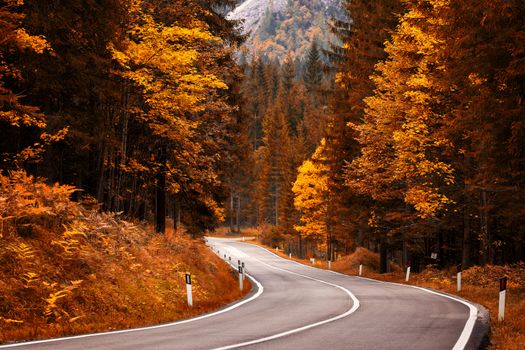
[0, 238, 488, 350]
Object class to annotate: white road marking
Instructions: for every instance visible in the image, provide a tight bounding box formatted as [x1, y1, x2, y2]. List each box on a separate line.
[245, 242, 479, 350]
[352, 275, 478, 350]
[0, 246, 264, 349]
[212, 246, 360, 350]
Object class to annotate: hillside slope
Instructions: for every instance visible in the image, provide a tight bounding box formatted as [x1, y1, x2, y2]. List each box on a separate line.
[229, 0, 343, 61]
[0, 171, 249, 343]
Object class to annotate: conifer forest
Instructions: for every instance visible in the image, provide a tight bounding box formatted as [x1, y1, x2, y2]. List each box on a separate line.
[2, 0, 525, 279]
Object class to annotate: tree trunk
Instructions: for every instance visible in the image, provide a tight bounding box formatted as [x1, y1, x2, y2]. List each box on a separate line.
[379, 237, 388, 274]
[230, 190, 234, 233]
[236, 194, 241, 233]
[155, 145, 166, 234]
[462, 205, 471, 268]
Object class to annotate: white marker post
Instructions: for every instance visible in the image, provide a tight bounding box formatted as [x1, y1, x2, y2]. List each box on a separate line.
[238, 265, 244, 291]
[275, 247, 279, 252]
[405, 266, 411, 282]
[185, 274, 193, 307]
[499, 277, 507, 321]
[328, 261, 331, 270]
[457, 264, 462, 292]
[359, 264, 363, 276]
[241, 262, 246, 281]
[289, 253, 292, 259]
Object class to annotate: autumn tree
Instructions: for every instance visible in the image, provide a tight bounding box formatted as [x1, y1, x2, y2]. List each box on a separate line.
[0, 0, 62, 169]
[293, 140, 330, 257]
[320, 0, 403, 265]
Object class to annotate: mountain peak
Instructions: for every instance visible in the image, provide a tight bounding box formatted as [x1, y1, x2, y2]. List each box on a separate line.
[229, 0, 342, 62]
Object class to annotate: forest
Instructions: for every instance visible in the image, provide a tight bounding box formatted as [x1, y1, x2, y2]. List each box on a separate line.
[1, 0, 524, 276]
[230, 0, 525, 272]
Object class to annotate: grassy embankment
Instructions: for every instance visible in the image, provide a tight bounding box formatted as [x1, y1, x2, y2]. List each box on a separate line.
[214, 227, 524, 350]
[0, 172, 250, 344]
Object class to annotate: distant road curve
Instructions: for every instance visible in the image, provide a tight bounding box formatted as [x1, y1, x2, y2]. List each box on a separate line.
[0, 238, 489, 350]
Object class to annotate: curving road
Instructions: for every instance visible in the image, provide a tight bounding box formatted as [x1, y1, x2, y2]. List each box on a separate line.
[0, 238, 488, 350]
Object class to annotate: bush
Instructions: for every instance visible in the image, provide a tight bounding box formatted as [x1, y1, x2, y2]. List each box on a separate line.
[258, 225, 284, 248]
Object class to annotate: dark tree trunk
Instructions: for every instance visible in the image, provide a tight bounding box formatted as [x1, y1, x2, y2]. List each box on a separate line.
[155, 145, 166, 234]
[462, 205, 471, 268]
[379, 237, 388, 274]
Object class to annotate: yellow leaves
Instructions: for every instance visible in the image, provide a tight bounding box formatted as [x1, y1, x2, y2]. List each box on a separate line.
[7, 242, 35, 260]
[354, 0, 458, 219]
[52, 224, 88, 259]
[468, 73, 487, 86]
[110, 1, 227, 146]
[292, 142, 330, 242]
[203, 197, 225, 223]
[120, 159, 150, 174]
[14, 28, 52, 54]
[0, 111, 47, 129]
[21, 271, 39, 287]
[44, 280, 83, 322]
[0, 317, 24, 325]
[405, 186, 453, 219]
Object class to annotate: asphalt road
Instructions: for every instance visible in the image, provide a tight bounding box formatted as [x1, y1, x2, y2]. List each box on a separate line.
[1, 238, 488, 350]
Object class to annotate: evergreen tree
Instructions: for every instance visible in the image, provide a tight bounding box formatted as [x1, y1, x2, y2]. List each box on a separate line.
[303, 40, 323, 91]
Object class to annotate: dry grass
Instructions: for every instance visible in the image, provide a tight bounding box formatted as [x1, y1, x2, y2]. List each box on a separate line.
[0, 171, 250, 344]
[244, 228, 523, 350]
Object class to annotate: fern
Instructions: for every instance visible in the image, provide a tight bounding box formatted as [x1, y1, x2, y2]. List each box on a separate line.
[21, 271, 39, 287]
[7, 242, 35, 260]
[51, 224, 88, 258]
[43, 280, 83, 322]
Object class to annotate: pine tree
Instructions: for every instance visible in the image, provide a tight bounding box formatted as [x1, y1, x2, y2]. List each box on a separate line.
[303, 40, 323, 91]
[321, 0, 403, 262]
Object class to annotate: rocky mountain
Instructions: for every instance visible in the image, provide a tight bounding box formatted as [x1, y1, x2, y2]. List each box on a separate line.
[228, 0, 343, 62]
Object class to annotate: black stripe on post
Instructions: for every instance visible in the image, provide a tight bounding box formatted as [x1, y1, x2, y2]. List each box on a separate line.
[456, 264, 462, 273]
[186, 273, 191, 285]
[500, 277, 507, 292]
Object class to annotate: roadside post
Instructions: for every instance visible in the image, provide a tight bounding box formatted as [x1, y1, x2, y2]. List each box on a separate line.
[238, 264, 244, 291]
[457, 264, 462, 292]
[241, 262, 246, 281]
[359, 264, 363, 276]
[499, 277, 507, 321]
[328, 260, 331, 270]
[405, 262, 411, 282]
[289, 253, 292, 258]
[185, 273, 193, 307]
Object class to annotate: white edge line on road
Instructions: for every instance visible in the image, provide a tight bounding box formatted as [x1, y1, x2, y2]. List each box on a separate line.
[242, 241, 478, 350]
[212, 241, 360, 350]
[353, 275, 478, 350]
[0, 244, 264, 349]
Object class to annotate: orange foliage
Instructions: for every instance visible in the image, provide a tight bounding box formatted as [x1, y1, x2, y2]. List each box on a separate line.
[0, 172, 250, 343]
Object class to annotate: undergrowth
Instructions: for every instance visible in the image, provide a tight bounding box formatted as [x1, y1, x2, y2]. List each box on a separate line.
[0, 171, 250, 343]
